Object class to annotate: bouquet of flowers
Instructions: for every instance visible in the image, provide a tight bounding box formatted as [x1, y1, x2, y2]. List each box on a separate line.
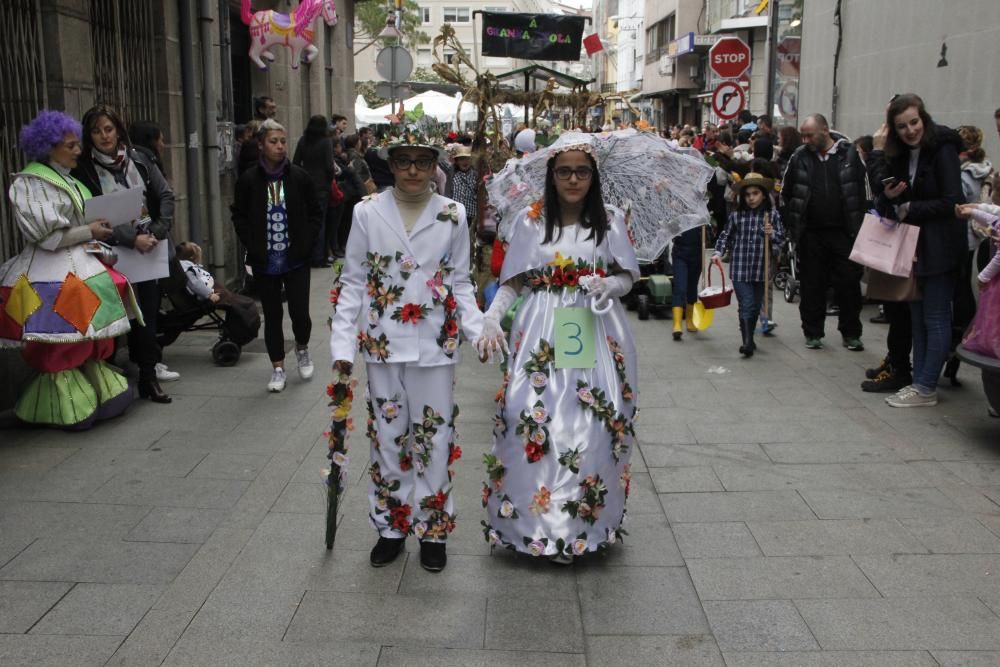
[324, 372, 356, 549]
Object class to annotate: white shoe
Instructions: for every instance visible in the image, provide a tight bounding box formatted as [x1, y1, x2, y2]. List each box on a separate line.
[267, 367, 286, 393]
[295, 348, 314, 380]
[155, 363, 180, 382]
[885, 385, 938, 408]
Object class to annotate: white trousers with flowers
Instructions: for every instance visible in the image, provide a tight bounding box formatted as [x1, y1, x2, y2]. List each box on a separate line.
[366, 363, 457, 543]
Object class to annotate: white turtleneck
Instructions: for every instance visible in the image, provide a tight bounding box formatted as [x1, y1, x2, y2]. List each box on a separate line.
[392, 186, 433, 234]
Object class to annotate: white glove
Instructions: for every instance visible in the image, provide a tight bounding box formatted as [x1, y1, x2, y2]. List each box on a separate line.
[474, 284, 516, 362]
[582, 273, 633, 311]
[475, 316, 509, 362]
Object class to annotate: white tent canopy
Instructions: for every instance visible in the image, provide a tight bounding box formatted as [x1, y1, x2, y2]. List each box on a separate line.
[356, 90, 526, 129]
[355, 94, 387, 127]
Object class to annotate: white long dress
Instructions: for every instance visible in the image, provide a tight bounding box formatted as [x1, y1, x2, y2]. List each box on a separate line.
[483, 205, 640, 558]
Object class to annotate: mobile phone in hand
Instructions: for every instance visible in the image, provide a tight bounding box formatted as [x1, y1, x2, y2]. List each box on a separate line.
[881, 177, 899, 187]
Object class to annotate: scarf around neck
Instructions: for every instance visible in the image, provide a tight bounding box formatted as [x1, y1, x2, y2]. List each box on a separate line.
[259, 156, 289, 181]
[92, 145, 138, 190]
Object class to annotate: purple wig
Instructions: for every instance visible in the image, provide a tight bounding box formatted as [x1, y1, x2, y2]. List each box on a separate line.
[19, 110, 82, 162]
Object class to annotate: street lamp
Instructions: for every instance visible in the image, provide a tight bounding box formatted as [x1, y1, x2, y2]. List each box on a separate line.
[354, 12, 403, 56]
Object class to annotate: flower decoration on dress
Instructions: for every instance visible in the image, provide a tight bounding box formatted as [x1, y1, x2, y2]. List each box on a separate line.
[530, 485, 552, 515]
[436, 202, 461, 225]
[483, 453, 506, 491]
[392, 302, 430, 324]
[576, 380, 634, 462]
[522, 338, 555, 395]
[517, 399, 552, 463]
[524, 537, 549, 556]
[606, 336, 634, 402]
[562, 475, 609, 525]
[394, 252, 418, 279]
[375, 395, 402, 423]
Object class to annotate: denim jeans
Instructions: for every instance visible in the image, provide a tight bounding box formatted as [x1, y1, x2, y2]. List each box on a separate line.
[671, 250, 701, 308]
[733, 281, 764, 323]
[910, 272, 955, 393]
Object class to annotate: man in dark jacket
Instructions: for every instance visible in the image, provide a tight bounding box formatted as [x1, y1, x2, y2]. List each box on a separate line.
[782, 114, 869, 351]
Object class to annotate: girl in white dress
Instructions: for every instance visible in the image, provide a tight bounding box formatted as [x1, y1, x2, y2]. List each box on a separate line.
[477, 144, 640, 563]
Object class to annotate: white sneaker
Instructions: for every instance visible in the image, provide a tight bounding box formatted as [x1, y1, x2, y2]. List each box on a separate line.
[295, 348, 314, 380]
[155, 363, 180, 382]
[885, 385, 938, 408]
[267, 367, 287, 393]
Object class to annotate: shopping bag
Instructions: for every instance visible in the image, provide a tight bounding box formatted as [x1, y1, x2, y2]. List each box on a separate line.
[962, 280, 1000, 359]
[864, 267, 921, 302]
[848, 212, 919, 277]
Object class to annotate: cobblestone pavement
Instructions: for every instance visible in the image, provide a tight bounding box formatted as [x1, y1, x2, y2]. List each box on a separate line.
[2, 265, 999, 666]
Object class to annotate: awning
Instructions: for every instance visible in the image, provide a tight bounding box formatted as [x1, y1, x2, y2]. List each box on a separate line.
[494, 64, 595, 90]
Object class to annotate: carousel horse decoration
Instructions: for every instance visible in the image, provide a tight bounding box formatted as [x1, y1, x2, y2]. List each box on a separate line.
[241, 0, 338, 70]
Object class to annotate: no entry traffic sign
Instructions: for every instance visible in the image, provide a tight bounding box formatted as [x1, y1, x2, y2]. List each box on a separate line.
[709, 36, 751, 79]
[712, 81, 746, 121]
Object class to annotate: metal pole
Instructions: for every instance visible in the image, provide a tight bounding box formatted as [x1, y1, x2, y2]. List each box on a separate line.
[472, 11, 481, 73]
[765, 0, 780, 120]
[198, 0, 226, 281]
[178, 0, 203, 245]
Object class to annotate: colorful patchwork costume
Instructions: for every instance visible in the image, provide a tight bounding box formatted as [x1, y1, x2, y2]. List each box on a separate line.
[0, 162, 138, 428]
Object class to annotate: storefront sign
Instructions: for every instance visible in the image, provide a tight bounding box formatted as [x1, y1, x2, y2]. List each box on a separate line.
[668, 32, 695, 58]
[481, 12, 586, 61]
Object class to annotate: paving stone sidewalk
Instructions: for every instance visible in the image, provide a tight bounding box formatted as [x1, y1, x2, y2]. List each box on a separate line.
[1, 266, 999, 666]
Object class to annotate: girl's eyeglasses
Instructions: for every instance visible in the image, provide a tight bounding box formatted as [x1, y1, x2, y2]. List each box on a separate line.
[553, 166, 593, 181]
[391, 157, 435, 171]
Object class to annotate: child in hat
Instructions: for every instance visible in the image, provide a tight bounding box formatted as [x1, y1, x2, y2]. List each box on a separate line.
[711, 173, 785, 357]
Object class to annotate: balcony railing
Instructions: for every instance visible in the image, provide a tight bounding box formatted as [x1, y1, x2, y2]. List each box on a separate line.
[600, 82, 617, 93]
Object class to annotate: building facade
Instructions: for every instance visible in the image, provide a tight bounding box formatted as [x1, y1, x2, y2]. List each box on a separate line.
[354, 0, 588, 82]
[0, 0, 356, 412]
[798, 0, 999, 161]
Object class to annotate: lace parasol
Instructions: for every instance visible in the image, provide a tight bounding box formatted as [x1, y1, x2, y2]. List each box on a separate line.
[486, 129, 715, 262]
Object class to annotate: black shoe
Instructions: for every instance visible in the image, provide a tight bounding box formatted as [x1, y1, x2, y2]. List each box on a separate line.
[419, 541, 447, 572]
[369, 537, 405, 567]
[865, 357, 890, 380]
[672, 331, 682, 341]
[138, 378, 172, 404]
[943, 356, 961, 387]
[861, 367, 912, 393]
[870, 310, 889, 324]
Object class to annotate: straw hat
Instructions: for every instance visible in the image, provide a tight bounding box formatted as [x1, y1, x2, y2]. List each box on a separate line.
[733, 172, 775, 194]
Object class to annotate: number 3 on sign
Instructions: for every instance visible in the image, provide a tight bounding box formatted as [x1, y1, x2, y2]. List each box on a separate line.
[554, 307, 596, 369]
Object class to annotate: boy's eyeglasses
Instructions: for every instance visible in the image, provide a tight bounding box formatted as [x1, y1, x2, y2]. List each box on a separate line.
[553, 166, 593, 181]
[391, 157, 435, 171]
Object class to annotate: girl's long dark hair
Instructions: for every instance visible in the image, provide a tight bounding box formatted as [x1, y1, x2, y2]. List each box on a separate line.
[884, 93, 938, 158]
[542, 151, 608, 246]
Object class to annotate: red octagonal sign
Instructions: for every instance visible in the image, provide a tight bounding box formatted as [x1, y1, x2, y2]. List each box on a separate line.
[709, 36, 751, 79]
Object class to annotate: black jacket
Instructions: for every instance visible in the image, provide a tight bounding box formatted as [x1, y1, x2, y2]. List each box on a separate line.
[780, 134, 868, 242]
[231, 162, 322, 270]
[292, 135, 336, 205]
[72, 146, 175, 247]
[870, 125, 966, 277]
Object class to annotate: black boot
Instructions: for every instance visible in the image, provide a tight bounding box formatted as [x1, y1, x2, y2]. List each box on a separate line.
[419, 540, 447, 572]
[138, 377, 172, 404]
[740, 319, 755, 358]
[369, 537, 405, 567]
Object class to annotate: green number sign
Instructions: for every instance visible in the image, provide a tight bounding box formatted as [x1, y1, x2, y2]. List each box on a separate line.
[554, 307, 596, 369]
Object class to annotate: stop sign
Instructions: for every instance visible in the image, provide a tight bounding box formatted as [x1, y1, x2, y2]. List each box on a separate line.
[709, 36, 751, 79]
[777, 36, 801, 77]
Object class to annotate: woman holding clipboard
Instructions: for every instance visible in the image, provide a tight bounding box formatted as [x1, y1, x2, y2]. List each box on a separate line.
[74, 105, 176, 404]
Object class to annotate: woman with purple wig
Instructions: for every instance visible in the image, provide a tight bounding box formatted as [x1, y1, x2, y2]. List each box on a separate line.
[0, 110, 138, 428]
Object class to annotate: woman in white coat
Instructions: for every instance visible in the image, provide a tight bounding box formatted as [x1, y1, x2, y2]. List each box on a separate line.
[330, 136, 484, 572]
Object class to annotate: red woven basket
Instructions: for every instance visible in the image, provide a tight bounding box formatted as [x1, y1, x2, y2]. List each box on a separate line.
[698, 262, 733, 309]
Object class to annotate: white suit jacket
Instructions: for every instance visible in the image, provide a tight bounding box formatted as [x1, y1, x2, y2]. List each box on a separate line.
[330, 190, 484, 366]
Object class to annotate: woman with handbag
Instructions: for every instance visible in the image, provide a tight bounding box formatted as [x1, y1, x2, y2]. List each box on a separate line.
[0, 111, 137, 428]
[874, 94, 966, 408]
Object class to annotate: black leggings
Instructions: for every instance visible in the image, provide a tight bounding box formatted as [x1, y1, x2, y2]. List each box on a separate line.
[255, 265, 312, 363]
[129, 279, 162, 381]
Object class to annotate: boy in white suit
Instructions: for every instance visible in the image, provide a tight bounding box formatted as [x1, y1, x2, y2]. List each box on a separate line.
[330, 136, 484, 572]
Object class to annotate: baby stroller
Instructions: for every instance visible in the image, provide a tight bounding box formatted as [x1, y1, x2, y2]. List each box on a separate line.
[774, 238, 800, 303]
[157, 258, 261, 366]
